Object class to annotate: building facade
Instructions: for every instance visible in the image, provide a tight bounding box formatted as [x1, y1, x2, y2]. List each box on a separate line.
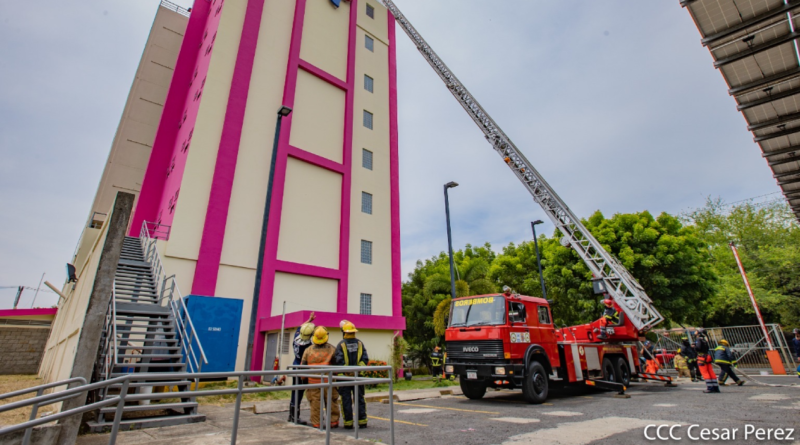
[129, 0, 404, 371]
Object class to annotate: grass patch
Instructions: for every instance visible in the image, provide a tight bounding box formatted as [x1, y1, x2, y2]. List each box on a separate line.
[0, 375, 61, 426]
[194, 380, 291, 406]
[364, 376, 458, 393]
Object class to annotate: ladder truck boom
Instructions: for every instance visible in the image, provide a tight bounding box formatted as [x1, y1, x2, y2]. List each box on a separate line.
[383, 0, 664, 332]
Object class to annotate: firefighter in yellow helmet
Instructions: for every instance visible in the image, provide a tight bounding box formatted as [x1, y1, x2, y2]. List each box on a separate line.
[301, 326, 340, 429]
[714, 339, 744, 386]
[334, 321, 369, 429]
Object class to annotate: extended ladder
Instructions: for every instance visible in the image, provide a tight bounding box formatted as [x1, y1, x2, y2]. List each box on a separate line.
[382, 0, 664, 332]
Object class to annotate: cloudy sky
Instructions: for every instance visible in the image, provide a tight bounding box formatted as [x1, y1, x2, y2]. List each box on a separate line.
[0, 0, 780, 309]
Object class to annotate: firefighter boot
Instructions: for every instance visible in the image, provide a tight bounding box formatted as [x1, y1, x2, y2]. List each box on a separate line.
[287, 412, 307, 426]
[596, 328, 608, 340]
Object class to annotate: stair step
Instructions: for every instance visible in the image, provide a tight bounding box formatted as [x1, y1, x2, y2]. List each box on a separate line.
[115, 282, 157, 289]
[108, 380, 192, 388]
[112, 362, 186, 368]
[112, 354, 184, 359]
[114, 326, 176, 332]
[98, 401, 197, 415]
[86, 413, 206, 433]
[115, 345, 182, 351]
[115, 316, 172, 322]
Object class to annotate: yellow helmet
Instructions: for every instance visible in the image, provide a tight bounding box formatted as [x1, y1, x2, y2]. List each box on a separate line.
[719, 339, 729, 346]
[342, 321, 358, 333]
[299, 322, 316, 341]
[312, 326, 329, 345]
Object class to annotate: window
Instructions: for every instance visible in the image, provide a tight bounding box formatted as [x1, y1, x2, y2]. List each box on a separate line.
[363, 110, 373, 129]
[360, 293, 372, 315]
[365, 35, 374, 52]
[364, 74, 374, 93]
[366, 3, 375, 18]
[538, 306, 552, 325]
[362, 149, 373, 170]
[281, 331, 292, 354]
[509, 302, 526, 323]
[360, 240, 372, 264]
[362, 192, 373, 214]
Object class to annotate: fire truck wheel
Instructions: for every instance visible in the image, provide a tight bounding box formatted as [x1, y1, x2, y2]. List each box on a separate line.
[459, 379, 487, 400]
[614, 357, 631, 387]
[601, 357, 616, 383]
[522, 361, 549, 404]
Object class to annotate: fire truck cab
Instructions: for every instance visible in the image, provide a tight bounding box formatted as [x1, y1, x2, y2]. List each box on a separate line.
[444, 293, 640, 403]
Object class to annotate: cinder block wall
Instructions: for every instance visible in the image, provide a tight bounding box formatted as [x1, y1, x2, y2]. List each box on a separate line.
[0, 327, 51, 374]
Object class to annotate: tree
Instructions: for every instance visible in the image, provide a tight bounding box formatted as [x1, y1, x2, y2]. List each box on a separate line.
[684, 198, 800, 329]
[490, 211, 717, 327]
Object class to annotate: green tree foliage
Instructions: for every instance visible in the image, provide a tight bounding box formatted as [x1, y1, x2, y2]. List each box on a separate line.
[401, 244, 497, 368]
[684, 198, 800, 328]
[489, 211, 716, 327]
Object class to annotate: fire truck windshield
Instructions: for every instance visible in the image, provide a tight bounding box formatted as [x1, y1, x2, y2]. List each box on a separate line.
[449, 296, 506, 327]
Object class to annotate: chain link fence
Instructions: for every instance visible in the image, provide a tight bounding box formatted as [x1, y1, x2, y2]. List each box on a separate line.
[651, 324, 795, 374]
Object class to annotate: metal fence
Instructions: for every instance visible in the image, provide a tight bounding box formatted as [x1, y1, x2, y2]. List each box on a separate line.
[651, 324, 795, 374]
[0, 366, 394, 445]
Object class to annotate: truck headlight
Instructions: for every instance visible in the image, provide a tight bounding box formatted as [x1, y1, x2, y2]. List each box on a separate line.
[494, 367, 506, 375]
[445, 365, 453, 373]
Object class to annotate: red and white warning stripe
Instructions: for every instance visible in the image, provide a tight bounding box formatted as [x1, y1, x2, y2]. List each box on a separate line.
[638, 373, 672, 383]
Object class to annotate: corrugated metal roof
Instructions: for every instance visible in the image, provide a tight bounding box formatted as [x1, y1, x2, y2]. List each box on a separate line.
[683, 0, 800, 219]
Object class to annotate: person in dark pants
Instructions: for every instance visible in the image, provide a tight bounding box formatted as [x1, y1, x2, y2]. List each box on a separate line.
[678, 335, 699, 382]
[714, 339, 744, 386]
[792, 329, 800, 363]
[334, 321, 369, 429]
[430, 346, 443, 381]
[280, 313, 316, 424]
[695, 329, 720, 393]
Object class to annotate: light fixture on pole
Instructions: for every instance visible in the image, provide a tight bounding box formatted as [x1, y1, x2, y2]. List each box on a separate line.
[244, 105, 293, 377]
[444, 181, 459, 300]
[531, 220, 547, 300]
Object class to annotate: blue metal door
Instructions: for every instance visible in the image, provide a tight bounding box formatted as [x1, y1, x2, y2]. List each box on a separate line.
[183, 295, 243, 373]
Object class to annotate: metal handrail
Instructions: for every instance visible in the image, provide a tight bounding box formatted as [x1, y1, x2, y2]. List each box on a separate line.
[160, 0, 191, 17]
[0, 366, 395, 445]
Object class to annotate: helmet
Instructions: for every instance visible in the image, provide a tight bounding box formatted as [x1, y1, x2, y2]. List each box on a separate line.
[503, 285, 512, 295]
[342, 321, 358, 333]
[434, 346, 441, 351]
[719, 339, 729, 346]
[312, 326, 329, 345]
[299, 322, 316, 341]
[644, 340, 651, 346]
[603, 299, 613, 307]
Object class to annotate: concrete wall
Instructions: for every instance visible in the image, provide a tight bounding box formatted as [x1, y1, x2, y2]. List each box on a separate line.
[0, 327, 51, 374]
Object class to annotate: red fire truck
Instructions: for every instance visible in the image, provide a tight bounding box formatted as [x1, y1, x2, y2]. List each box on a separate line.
[444, 292, 651, 403]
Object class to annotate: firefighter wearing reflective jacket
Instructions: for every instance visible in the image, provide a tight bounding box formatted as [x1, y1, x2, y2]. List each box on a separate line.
[695, 329, 720, 393]
[430, 346, 444, 381]
[714, 339, 744, 386]
[597, 299, 619, 340]
[334, 321, 369, 429]
[678, 335, 699, 382]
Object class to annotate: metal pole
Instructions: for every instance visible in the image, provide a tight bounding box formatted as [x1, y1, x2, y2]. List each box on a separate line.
[326, 370, 332, 444]
[230, 377, 244, 445]
[531, 221, 547, 300]
[389, 378, 395, 445]
[278, 301, 287, 371]
[108, 379, 130, 445]
[729, 242, 774, 350]
[31, 273, 45, 308]
[13, 286, 23, 310]
[354, 372, 359, 439]
[444, 182, 458, 300]
[22, 388, 44, 445]
[244, 107, 292, 376]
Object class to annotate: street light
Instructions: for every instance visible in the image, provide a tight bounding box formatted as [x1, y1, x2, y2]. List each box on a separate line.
[531, 220, 547, 300]
[444, 182, 459, 301]
[244, 105, 293, 375]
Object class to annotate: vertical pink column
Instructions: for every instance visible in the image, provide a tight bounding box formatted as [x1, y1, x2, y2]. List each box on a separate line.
[192, 0, 267, 296]
[388, 11, 402, 317]
[251, 0, 308, 372]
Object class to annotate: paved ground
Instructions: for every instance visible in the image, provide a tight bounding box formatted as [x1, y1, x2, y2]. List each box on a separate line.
[312, 376, 800, 445]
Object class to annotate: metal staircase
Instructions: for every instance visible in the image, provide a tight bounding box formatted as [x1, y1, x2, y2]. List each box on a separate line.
[89, 223, 207, 432]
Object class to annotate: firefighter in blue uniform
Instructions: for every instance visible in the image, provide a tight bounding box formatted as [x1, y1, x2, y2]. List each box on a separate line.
[714, 339, 744, 386]
[597, 299, 619, 340]
[678, 335, 699, 382]
[334, 321, 369, 429]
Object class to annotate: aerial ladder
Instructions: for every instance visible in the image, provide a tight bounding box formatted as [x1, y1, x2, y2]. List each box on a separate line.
[382, 0, 664, 334]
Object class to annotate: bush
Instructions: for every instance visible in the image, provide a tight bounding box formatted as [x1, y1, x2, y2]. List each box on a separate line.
[361, 360, 389, 380]
[408, 366, 429, 376]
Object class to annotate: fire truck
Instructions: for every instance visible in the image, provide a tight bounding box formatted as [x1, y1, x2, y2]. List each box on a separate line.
[380, 0, 673, 402]
[444, 291, 646, 403]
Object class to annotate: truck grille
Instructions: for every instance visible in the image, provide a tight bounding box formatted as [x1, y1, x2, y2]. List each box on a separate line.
[446, 340, 504, 360]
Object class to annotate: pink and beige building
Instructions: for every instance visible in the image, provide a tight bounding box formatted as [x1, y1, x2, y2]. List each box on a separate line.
[123, 0, 404, 371]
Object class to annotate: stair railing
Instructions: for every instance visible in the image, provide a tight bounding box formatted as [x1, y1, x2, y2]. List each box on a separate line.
[99, 284, 119, 382]
[139, 221, 208, 383]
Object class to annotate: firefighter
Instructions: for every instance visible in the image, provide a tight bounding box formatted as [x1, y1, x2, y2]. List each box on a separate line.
[640, 341, 660, 374]
[673, 350, 691, 379]
[282, 313, 316, 424]
[695, 329, 720, 393]
[334, 321, 368, 430]
[301, 326, 340, 429]
[678, 335, 699, 382]
[597, 299, 619, 340]
[792, 329, 800, 363]
[430, 346, 444, 381]
[714, 339, 744, 386]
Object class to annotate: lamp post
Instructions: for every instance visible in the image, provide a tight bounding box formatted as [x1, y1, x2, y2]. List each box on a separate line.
[244, 105, 293, 375]
[531, 220, 547, 300]
[444, 182, 459, 300]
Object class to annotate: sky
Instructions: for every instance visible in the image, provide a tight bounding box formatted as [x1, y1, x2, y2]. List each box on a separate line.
[0, 0, 781, 309]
